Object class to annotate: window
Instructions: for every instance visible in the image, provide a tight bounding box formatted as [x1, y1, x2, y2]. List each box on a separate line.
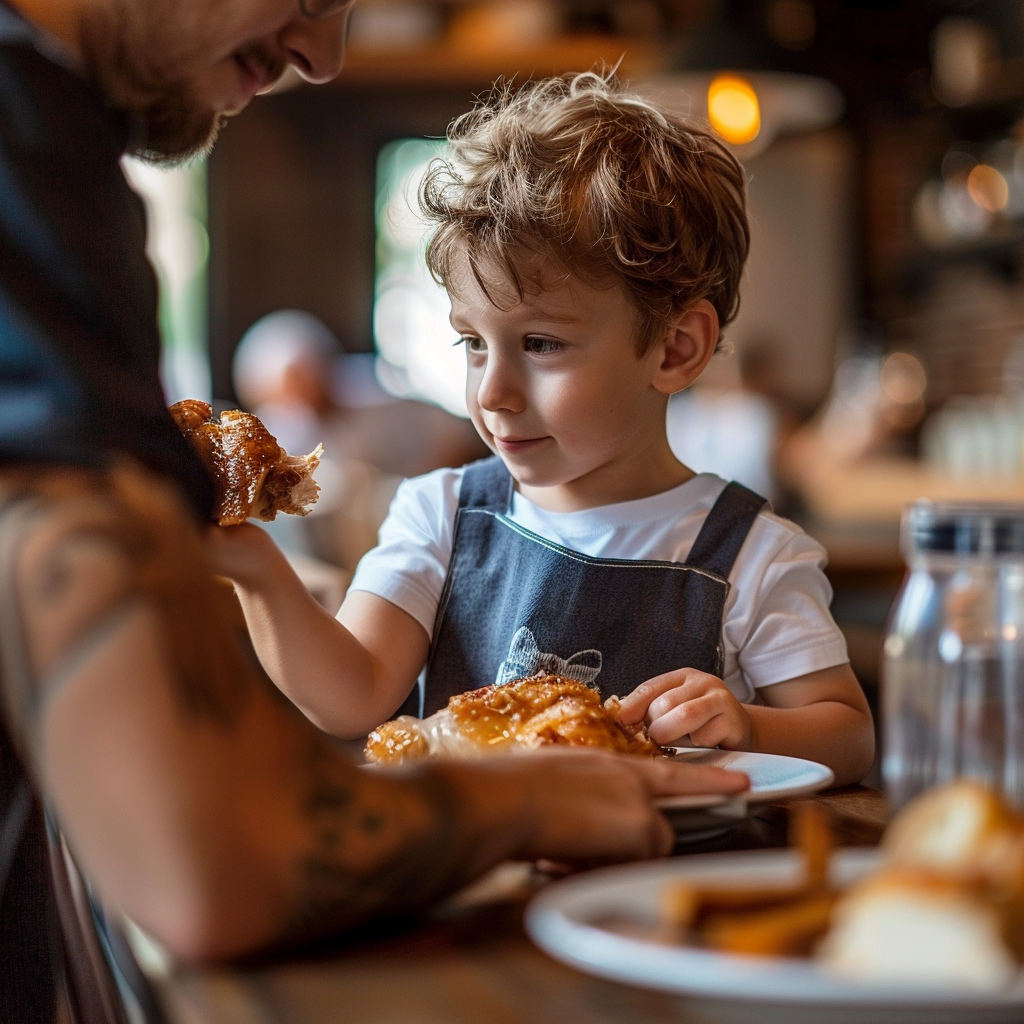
[122, 157, 211, 403]
[373, 137, 468, 417]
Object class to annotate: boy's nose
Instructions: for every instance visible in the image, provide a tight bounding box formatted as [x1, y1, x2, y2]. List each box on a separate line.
[476, 357, 524, 414]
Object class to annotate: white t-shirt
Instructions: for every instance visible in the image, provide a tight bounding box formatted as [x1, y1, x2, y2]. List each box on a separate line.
[348, 468, 849, 703]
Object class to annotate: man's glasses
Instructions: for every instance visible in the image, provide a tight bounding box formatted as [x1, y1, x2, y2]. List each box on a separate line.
[298, 0, 353, 20]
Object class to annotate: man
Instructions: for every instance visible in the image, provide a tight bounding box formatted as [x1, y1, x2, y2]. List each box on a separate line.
[0, 2, 747, 1021]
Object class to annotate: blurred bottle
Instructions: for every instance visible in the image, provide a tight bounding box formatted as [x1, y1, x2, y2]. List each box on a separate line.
[883, 501, 1024, 810]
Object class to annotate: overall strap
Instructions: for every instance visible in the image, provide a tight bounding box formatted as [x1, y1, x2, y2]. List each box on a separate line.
[457, 456, 514, 513]
[684, 481, 768, 580]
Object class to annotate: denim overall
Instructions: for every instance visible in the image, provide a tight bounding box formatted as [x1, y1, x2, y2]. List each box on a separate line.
[419, 457, 767, 716]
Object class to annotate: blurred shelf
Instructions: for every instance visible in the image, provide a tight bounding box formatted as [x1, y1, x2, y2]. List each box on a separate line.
[812, 523, 902, 575]
[335, 36, 667, 87]
[798, 456, 1024, 528]
[896, 228, 1024, 289]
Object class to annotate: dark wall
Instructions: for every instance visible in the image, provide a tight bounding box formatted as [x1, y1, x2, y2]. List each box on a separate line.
[206, 82, 481, 402]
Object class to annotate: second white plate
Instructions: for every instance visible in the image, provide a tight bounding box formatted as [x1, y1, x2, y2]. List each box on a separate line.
[655, 749, 835, 811]
[525, 848, 1024, 1024]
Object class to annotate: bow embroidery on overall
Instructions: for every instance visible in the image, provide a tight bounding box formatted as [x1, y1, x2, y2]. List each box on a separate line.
[495, 626, 603, 686]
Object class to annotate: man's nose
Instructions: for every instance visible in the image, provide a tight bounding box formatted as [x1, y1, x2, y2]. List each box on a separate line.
[280, 6, 350, 84]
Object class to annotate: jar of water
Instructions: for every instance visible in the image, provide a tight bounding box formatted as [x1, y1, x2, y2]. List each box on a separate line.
[882, 501, 1024, 811]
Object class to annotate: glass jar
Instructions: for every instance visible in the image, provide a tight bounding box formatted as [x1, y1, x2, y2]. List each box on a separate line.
[882, 501, 1024, 811]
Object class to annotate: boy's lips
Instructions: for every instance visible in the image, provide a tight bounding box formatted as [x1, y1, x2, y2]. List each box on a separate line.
[494, 436, 548, 454]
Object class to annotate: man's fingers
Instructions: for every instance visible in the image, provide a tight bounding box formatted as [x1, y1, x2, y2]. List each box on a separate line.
[647, 808, 676, 858]
[631, 757, 749, 797]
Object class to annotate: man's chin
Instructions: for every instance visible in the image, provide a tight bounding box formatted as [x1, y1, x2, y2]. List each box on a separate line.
[128, 108, 226, 166]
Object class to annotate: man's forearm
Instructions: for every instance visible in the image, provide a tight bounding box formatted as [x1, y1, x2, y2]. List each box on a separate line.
[40, 610, 522, 961]
[0, 466, 525, 960]
[269, 735, 533, 956]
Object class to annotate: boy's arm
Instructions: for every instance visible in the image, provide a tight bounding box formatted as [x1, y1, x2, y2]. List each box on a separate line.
[619, 664, 875, 787]
[747, 665, 874, 785]
[207, 523, 428, 737]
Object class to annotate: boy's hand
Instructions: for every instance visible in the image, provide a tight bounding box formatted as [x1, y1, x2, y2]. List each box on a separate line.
[618, 668, 754, 750]
[203, 521, 282, 588]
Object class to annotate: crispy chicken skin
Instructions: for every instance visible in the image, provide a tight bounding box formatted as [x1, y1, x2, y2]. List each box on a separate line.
[169, 399, 322, 526]
[365, 674, 662, 765]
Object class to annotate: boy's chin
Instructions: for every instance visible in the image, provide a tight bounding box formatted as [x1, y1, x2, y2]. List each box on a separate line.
[501, 465, 575, 494]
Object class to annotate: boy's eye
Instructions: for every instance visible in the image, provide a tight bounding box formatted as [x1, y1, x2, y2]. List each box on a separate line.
[525, 336, 561, 354]
[455, 335, 486, 352]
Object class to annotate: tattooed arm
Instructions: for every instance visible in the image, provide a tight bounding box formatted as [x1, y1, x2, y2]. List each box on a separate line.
[0, 465, 746, 962]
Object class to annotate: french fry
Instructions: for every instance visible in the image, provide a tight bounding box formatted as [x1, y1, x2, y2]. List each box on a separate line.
[665, 883, 814, 933]
[789, 800, 833, 889]
[701, 892, 838, 957]
[663, 799, 839, 953]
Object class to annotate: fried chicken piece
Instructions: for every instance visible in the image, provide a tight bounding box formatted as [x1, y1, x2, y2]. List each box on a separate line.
[364, 674, 661, 765]
[169, 399, 322, 526]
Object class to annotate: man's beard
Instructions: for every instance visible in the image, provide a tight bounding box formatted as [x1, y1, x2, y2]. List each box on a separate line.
[78, 2, 235, 164]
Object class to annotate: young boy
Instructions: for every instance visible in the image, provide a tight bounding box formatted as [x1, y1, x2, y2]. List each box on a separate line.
[210, 72, 874, 786]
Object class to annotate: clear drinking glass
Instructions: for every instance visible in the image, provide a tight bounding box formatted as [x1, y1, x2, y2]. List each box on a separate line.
[882, 501, 1024, 811]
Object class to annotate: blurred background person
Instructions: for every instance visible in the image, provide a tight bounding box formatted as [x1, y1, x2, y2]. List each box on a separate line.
[232, 309, 486, 574]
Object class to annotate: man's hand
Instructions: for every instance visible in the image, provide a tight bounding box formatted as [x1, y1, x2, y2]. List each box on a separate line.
[618, 669, 754, 750]
[433, 748, 750, 868]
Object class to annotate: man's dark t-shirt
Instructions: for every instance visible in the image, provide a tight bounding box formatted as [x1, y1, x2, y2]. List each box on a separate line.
[0, 6, 213, 512]
[0, 5, 212, 1021]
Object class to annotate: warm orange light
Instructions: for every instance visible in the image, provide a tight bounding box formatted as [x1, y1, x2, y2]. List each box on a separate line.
[966, 164, 1009, 212]
[707, 74, 761, 145]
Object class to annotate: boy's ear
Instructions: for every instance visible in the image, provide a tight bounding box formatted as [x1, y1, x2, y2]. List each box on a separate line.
[651, 299, 720, 395]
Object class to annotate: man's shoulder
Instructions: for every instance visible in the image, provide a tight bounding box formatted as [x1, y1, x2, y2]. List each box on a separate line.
[0, 19, 125, 159]
[0, 2, 34, 45]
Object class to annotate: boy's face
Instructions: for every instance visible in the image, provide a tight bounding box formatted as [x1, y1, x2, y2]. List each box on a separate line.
[450, 260, 676, 512]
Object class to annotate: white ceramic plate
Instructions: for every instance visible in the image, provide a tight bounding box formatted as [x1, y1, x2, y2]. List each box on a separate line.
[655, 749, 835, 811]
[525, 848, 1024, 1024]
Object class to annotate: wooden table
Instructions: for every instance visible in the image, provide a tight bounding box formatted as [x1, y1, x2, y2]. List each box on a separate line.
[154, 786, 887, 1024]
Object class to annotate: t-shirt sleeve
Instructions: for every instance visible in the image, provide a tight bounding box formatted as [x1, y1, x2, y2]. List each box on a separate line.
[346, 468, 461, 635]
[724, 516, 849, 690]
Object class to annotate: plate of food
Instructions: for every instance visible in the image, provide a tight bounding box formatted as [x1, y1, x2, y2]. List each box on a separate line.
[363, 674, 663, 764]
[526, 782, 1024, 1024]
[362, 675, 834, 836]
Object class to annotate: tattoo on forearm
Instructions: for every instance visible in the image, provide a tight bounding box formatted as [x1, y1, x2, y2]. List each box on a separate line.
[0, 468, 253, 741]
[1, 467, 479, 949]
[282, 741, 468, 944]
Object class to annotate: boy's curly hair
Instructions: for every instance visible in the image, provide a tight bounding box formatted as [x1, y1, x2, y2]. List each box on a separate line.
[420, 70, 750, 354]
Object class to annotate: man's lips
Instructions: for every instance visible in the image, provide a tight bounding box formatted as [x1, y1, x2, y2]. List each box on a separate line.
[234, 51, 280, 98]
